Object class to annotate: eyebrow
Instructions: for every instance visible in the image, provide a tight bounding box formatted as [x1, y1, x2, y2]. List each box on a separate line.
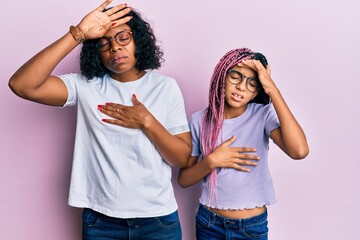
[103, 29, 131, 38]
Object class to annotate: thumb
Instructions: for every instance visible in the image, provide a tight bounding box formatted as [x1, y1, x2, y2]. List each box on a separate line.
[224, 135, 237, 146]
[132, 94, 140, 105]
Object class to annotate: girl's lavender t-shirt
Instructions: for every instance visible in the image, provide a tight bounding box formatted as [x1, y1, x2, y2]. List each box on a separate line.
[190, 103, 280, 210]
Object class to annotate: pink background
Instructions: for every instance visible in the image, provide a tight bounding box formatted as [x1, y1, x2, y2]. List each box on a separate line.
[1, 0, 359, 239]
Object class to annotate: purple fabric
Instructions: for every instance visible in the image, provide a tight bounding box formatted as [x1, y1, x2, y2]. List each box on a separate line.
[190, 103, 280, 210]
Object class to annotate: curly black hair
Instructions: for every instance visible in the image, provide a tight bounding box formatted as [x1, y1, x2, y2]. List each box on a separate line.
[80, 9, 164, 79]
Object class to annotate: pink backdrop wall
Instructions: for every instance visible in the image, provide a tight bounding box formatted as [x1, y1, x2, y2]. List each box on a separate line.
[1, 0, 359, 239]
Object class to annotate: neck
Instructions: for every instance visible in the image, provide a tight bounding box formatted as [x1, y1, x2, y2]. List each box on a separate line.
[224, 104, 247, 119]
[111, 69, 146, 83]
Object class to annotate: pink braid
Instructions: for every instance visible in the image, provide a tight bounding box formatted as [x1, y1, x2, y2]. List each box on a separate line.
[201, 48, 254, 204]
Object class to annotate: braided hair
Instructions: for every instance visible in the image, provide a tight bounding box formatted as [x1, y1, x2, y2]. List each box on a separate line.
[201, 48, 270, 203]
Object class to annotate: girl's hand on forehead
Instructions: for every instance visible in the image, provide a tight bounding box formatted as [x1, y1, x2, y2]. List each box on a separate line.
[239, 60, 277, 96]
[77, 0, 132, 40]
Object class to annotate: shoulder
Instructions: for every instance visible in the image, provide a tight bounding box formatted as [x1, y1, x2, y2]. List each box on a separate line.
[146, 71, 177, 85]
[190, 108, 207, 124]
[145, 71, 183, 99]
[248, 102, 273, 114]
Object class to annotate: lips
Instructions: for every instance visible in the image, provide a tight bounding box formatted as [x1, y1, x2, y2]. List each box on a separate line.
[112, 54, 127, 64]
[231, 92, 244, 101]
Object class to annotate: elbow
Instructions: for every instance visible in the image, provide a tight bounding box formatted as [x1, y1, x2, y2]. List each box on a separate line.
[8, 77, 20, 95]
[176, 159, 190, 169]
[177, 172, 191, 189]
[289, 146, 309, 160]
[171, 159, 189, 169]
[177, 178, 191, 189]
[9, 76, 27, 98]
[174, 150, 192, 168]
[177, 181, 188, 189]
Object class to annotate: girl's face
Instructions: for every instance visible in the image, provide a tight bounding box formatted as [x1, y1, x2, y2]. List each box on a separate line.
[98, 24, 138, 81]
[224, 65, 259, 119]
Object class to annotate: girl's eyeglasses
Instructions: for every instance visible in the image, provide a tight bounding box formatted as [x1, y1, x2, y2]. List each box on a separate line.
[97, 30, 133, 51]
[226, 70, 259, 93]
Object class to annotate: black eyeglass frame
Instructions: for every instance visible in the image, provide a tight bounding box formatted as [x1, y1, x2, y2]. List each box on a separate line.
[226, 69, 259, 93]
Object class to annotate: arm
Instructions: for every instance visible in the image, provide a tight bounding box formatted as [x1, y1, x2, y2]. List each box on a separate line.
[8, 0, 132, 106]
[98, 95, 192, 168]
[178, 136, 260, 188]
[241, 60, 309, 159]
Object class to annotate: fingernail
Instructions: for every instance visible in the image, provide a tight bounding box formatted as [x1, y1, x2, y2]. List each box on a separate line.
[105, 102, 110, 106]
[111, 22, 117, 27]
[133, 94, 137, 99]
[102, 119, 107, 122]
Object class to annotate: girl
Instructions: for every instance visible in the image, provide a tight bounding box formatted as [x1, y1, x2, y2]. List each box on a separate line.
[178, 48, 309, 239]
[9, 1, 191, 239]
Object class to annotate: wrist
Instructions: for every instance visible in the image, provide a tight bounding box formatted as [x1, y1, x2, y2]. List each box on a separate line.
[142, 113, 156, 130]
[267, 87, 280, 99]
[206, 153, 217, 170]
[69, 25, 85, 44]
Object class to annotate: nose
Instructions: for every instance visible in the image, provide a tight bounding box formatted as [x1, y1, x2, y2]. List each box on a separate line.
[109, 38, 122, 53]
[236, 79, 247, 91]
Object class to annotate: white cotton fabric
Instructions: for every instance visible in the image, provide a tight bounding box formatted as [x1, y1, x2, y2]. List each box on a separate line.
[60, 71, 189, 218]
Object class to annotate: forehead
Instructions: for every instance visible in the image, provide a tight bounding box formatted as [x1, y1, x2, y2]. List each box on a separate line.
[104, 24, 132, 37]
[229, 65, 257, 77]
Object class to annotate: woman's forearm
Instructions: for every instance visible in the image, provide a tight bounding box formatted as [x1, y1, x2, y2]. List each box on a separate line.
[9, 32, 79, 99]
[142, 115, 192, 168]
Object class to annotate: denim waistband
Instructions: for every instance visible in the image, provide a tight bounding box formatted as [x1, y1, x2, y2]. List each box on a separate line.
[197, 204, 268, 229]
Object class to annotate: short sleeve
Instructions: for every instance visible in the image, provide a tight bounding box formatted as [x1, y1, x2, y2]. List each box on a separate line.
[59, 73, 81, 107]
[189, 110, 205, 157]
[264, 103, 280, 137]
[165, 80, 190, 135]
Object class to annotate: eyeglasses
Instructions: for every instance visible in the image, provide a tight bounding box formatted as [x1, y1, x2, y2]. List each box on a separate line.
[226, 70, 259, 93]
[97, 30, 133, 51]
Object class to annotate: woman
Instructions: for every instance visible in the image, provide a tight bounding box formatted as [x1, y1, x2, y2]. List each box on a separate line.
[9, 1, 191, 239]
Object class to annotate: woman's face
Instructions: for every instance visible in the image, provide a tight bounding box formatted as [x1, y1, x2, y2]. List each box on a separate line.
[98, 24, 138, 80]
[224, 64, 259, 119]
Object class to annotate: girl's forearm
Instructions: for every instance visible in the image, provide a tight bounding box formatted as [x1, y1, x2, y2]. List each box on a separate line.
[178, 156, 213, 188]
[270, 89, 309, 159]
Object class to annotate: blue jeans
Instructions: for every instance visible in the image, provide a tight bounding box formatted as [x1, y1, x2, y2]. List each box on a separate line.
[196, 204, 268, 240]
[82, 208, 182, 240]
